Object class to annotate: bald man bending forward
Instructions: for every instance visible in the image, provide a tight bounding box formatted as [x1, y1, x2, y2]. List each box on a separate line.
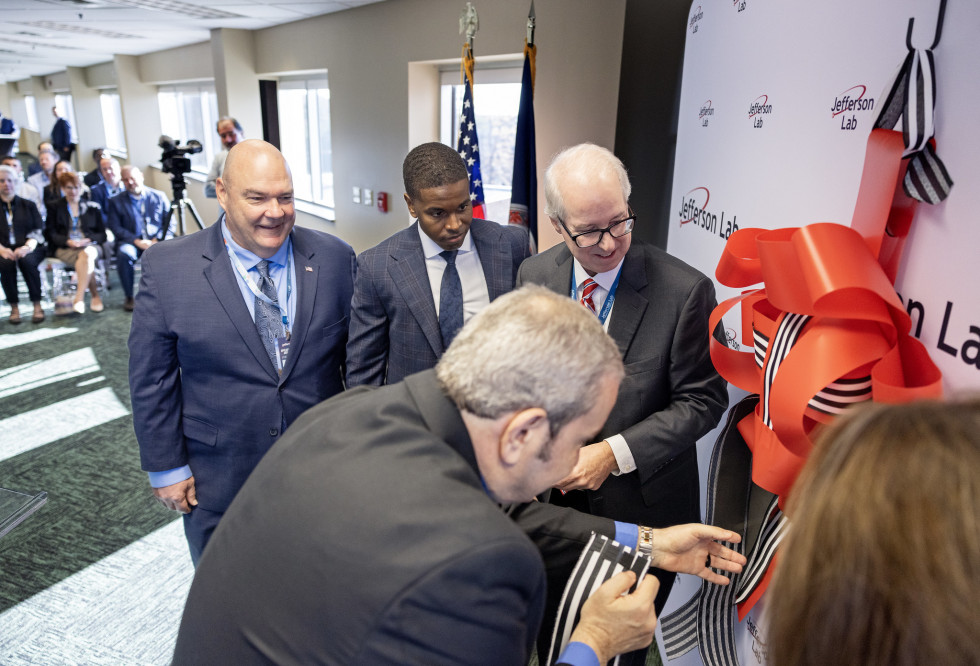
[128, 140, 356, 564]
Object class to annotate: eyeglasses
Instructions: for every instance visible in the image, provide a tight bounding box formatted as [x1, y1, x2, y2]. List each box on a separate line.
[557, 207, 636, 248]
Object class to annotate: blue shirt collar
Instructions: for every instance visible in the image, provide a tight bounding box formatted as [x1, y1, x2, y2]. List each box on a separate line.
[220, 214, 291, 270]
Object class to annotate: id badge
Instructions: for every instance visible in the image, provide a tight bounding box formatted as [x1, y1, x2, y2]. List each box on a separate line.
[275, 334, 291, 372]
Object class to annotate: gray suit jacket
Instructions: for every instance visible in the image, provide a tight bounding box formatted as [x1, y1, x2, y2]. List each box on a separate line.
[173, 370, 614, 664]
[516, 240, 729, 527]
[346, 218, 530, 386]
[128, 221, 356, 512]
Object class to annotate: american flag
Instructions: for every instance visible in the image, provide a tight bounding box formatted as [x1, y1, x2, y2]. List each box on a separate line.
[457, 46, 487, 219]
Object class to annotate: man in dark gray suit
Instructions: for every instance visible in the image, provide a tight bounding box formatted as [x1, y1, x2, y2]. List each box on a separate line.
[516, 144, 729, 660]
[128, 140, 356, 565]
[173, 287, 745, 665]
[346, 141, 531, 386]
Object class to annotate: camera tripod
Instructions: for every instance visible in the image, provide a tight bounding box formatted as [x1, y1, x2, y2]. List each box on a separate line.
[163, 172, 205, 237]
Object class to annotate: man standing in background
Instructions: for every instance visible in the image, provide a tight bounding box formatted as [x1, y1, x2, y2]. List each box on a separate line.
[205, 117, 244, 198]
[51, 106, 73, 163]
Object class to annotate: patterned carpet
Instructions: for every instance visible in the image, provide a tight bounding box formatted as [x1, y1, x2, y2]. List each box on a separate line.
[0, 269, 191, 664]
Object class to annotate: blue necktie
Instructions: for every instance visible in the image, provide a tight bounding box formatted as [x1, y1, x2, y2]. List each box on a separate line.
[439, 250, 463, 348]
[254, 260, 285, 372]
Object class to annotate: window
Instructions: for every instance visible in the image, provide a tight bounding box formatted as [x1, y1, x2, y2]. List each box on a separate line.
[277, 74, 333, 210]
[100, 90, 127, 155]
[157, 83, 220, 171]
[54, 93, 78, 143]
[24, 95, 38, 131]
[439, 65, 522, 224]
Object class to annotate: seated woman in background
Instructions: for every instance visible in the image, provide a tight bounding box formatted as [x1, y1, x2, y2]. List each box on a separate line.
[47, 171, 107, 314]
[766, 397, 980, 666]
[43, 159, 77, 216]
[0, 165, 46, 323]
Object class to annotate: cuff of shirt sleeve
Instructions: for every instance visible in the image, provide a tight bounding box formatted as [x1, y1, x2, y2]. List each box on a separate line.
[557, 641, 601, 666]
[615, 521, 639, 550]
[606, 434, 636, 476]
[148, 466, 192, 488]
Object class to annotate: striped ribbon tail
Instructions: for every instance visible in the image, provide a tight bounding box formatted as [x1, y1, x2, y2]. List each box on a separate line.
[874, 47, 953, 203]
[546, 533, 651, 666]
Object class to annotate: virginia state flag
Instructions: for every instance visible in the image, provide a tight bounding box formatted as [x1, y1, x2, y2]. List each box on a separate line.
[509, 40, 537, 248]
[457, 45, 487, 220]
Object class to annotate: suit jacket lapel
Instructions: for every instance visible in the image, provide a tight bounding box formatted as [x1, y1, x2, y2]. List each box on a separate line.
[202, 223, 280, 380]
[390, 224, 444, 356]
[606, 249, 648, 358]
[280, 232, 316, 384]
[472, 220, 508, 300]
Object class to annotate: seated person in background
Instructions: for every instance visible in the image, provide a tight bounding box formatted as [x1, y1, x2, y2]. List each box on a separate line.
[88, 157, 123, 211]
[43, 159, 77, 216]
[47, 171, 107, 315]
[0, 165, 46, 323]
[1, 155, 45, 218]
[106, 165, 171, 311]
[83, 149, 107, 187]
[27, 148, 57, 196]
[767, 397, 980, 666]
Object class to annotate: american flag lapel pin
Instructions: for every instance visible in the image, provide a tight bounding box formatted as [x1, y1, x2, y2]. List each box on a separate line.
[305, 266, 313, 272]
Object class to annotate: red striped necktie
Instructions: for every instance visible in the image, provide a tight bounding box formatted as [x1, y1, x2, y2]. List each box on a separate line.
[580, 278, 598, 316]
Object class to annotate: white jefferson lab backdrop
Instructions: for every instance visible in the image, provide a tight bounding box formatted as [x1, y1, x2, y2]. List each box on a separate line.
[658, 1, 979, 664]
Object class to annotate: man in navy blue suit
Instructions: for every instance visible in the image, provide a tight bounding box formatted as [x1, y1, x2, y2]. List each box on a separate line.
[346, 142, 530, 386]
[106, 165, 171, 311]
[128, 140, 356, 565]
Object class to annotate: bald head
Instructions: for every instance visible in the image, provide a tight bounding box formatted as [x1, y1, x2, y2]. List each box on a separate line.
[221, 140, 291, 190]
[121, 165, 145, 195]
[217, 140, 296, 259]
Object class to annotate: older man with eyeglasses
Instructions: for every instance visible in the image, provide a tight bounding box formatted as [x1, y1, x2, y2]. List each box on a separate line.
[515, 142, 729, 666]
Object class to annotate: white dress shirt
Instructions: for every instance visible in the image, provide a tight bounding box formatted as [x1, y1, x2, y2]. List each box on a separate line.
[417, 224, 490, 325]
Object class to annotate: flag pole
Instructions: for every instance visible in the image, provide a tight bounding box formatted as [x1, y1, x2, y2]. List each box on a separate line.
[457, 2, 487, 219]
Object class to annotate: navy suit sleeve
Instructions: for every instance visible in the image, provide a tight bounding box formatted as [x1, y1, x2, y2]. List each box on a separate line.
[128, 245, 186, 472]
[355, 538, 545, 664]
[623, 274, 729, 480]
[345, 250, 390, 387]
[106, 197, 134, 245]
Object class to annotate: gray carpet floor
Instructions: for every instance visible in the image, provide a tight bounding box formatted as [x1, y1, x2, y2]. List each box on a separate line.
[0, 269, 191, 664]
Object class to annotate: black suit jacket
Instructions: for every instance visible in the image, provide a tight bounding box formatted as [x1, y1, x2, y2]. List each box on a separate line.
[173, 370, 615, 664]
[128, 221, 356, 512]
[346, 218, 530, 386]
[516, 240, 729, 527]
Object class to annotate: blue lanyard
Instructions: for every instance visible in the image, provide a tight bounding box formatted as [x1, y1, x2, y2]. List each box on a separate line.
[570, 269, 622, 326]
[224, 238, 293, 333]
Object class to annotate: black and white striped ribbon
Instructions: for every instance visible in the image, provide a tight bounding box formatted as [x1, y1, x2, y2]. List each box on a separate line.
[874, 47, 953, 204]
[546, 533, 652, 666]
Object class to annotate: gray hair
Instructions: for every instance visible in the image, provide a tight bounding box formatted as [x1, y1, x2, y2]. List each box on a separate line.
[436, 285, 624, 436]
[0, 164, 18, 180]
[544, 143, 631, 222]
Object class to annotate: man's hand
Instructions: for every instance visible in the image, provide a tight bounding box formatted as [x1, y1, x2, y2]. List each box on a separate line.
[0, 246, 15, 261]
[152, 476, 198, 514]
[554, 441, 617, 491]
[134, 238, 155, 250]
[569, 571, 659, 664]
[13, 245, 30, 259]
[649, 524, 746, 585]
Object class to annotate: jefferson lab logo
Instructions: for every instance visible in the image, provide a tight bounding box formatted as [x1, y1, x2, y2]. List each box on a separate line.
[748, 94, 772, 128]
[699, 100, 714, 127]
[830, 85, 876, 131]
[689, 5, 704, 33]
[678, 186, 739, 240]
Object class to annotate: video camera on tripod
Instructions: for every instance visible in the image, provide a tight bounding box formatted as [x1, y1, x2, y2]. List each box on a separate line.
[157, 135, 205, 235]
